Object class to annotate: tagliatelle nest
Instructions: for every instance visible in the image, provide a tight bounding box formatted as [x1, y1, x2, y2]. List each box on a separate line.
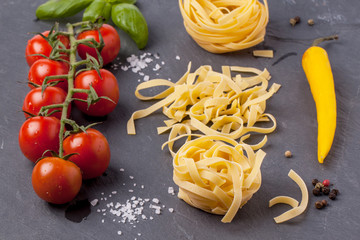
[173, 135, 266, 222]
[178, 0, 269, 53]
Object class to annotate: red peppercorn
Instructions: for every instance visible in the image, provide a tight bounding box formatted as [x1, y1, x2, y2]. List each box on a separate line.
[322, 179, 330, 187]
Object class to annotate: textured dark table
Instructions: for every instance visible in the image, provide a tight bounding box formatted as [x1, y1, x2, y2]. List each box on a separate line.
[1, 0, 360, 239]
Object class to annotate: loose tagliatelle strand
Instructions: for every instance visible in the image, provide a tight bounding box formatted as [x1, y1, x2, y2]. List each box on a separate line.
[269, 169, 309, 223]
[127, 63, 281, 222]
[178, 0, 269, 53]
[127, 62, 281, 143]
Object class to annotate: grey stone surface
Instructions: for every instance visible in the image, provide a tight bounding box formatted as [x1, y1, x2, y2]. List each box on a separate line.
[1, 0, 360, 239]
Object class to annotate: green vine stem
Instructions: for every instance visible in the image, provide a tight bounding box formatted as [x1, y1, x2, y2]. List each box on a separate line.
[58, 23, 77, 158]
[35, 21, 104, 158]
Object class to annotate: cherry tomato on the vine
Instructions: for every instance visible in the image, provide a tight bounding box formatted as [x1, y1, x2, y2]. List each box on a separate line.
[77, 24, 120, 65]
[22, 86, 70, 119]
[25, 31, 70, 67]
[28, 59, 69, 92]
[19, 116, 60, 162]
[32, 157, 82, 204]
[63, 128, 110, 179]
[73, 69, 119, 116]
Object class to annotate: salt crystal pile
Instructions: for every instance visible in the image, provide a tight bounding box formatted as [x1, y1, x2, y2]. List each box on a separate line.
[111, 52, 175, 83]
[91, 168, 176, 238]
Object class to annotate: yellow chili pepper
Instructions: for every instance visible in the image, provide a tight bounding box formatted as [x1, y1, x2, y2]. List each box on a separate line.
[302, 35, 338, 164]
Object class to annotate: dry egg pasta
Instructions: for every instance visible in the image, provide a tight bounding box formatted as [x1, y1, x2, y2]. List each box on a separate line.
[172, 135, 265, 222]
[178, 0, 269, 53]
[127, 63, 281, 223]
[127, 62, 281, 144]
[269, 169, 309, 223]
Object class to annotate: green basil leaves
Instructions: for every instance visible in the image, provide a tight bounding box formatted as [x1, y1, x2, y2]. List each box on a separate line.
[83, 0, 112, 23]
[36, 0, 93, 19]
[111, 3, 148, 49]
[35, 0, 148, 49]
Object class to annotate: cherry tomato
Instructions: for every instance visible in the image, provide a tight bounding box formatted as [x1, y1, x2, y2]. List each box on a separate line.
[73, 69, 119, 116]
[25, 31, 70, 67]
[22, 86, 70, 119]
[77, 24, 120, 65]
[19, 116, 60, 162]
[32, 157, 82, 204]
[63, 128, 110, 179]
[28, 59, 69, 92]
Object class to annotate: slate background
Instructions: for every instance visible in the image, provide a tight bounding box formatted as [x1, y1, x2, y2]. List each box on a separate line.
[1, 0, 360, 239]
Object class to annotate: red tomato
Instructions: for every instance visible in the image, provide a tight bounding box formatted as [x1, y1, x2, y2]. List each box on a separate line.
[28, 59, 69, 92]
[25, 31, 70, 67]
[63, 128, 110, 179]
[22, 86, 70, 119]
[77, 24, 120, 65]
[32, 157, 82, 204]
[19, 116, 60, 162]
[73, 69, 119, 116]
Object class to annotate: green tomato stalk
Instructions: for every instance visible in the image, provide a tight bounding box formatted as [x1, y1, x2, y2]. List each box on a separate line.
[38, 21, 105, 158]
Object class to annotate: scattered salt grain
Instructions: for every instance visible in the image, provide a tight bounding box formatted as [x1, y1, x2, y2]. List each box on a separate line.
[129, 189, 134, 193]
[129, 176, 134, 180]
[168, 187, 175, 196]
[143, 75, 150, 82]
[117, 231, 122, 236]
[169, 208, 174, 213]
[119, 168, 125, 172]
[90, 199, 99, 206]
[112, 191, 117, 194]
[152, 198, 160, 204]
[176, 55, 180, 60]
[153, 64, 161, 71]
[141, 185, 144, 189]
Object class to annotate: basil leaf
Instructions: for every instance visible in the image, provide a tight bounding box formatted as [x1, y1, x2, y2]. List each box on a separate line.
[83, 0, 112, 23]
[36, 0, 93, 20]
[111, 3, 148, 49]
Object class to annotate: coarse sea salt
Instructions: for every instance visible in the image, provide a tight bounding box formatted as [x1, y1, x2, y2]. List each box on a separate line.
[92, 185, 175, 238]
[112, 52, 180, 83]
[168, 187, 175, 196]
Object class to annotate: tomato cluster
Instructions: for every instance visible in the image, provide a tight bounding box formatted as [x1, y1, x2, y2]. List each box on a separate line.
[19, 23, 120, 204]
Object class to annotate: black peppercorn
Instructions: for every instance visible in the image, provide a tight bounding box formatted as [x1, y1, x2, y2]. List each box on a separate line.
[313, 188, 321, 196]
[321, 199, 328, 206]
[315, 201, 324, 209]
[312, 179, 319, 186]
[322, 187, 330, 195]
[331, 189, 339, 196]
[329, 192, 336, 200]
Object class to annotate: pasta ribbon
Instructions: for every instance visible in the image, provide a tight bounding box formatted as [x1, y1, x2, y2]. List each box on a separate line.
[269, 169, 309, 223]
[178, 0, 269, 53]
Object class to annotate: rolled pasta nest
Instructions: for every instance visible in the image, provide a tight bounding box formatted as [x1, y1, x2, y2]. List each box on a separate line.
[173, 135, 266, 223]
[179, 0, 269, 53]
